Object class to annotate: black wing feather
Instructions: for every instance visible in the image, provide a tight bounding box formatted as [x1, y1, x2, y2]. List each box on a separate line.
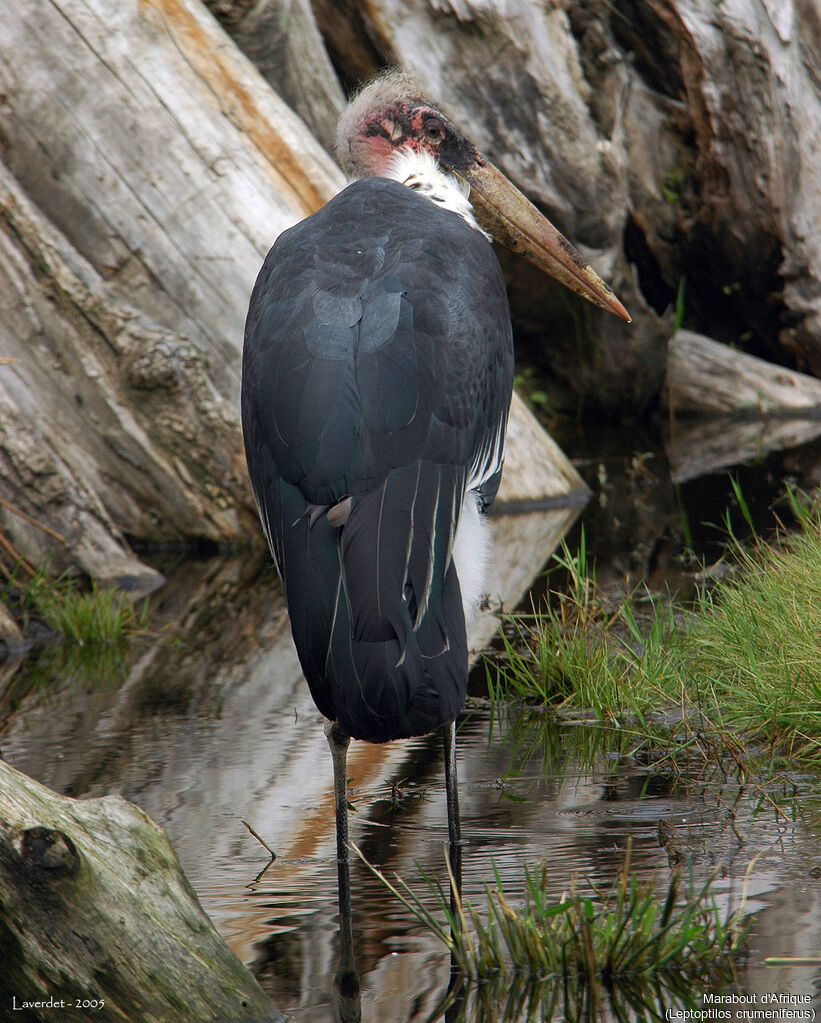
[242, 177, 513, 741]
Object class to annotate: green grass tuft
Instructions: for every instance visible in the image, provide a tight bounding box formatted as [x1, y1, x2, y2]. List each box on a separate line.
[682, 492, 821, 749]
[487, 488, 821, 762]
[3, 565, 150, 645]
[356, 841, 748, 1000]
[487, 528, 682, 721]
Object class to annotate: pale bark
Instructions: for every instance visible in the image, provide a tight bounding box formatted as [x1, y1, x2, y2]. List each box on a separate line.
[664, 328, 821, 481]
[667, 329, 821, 417]
[0, 0, 342, 593]
[203, 0, 346, 154]
[0, 0, 586, 611]
[0, 758, 284, 1022]
[0, 0, 341, 403]
[0, 158, 246, 589]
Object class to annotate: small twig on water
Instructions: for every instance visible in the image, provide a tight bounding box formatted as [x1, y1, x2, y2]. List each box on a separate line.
[241, 819, 277, 860]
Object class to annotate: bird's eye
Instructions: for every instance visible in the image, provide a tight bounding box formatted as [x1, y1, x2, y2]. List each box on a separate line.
[423, 121, 443, 141]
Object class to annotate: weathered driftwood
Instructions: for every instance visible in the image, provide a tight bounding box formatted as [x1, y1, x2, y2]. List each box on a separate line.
[203, 0, 346, 155]
[664, 329, 821, 481]
[666, 329, 821, 417]
[0, 0, 586, 615]
[0, 0, 336, 596]
[232, 0, 821, 396]
[0, 0, 340, 580]
[0, 0, 340, 395]
[0, 758, 284, 1023]
[0, 159, 243, 591]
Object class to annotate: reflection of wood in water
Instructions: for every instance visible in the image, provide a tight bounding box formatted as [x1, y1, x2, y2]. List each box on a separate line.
[287, 742, 391, 863]
[0, 394, 591, 1015]
[667, 413, 821, 482]
[212, 707, 821, 1020]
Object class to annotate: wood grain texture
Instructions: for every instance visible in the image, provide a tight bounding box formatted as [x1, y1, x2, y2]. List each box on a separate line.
[0, 758, 284, 1022]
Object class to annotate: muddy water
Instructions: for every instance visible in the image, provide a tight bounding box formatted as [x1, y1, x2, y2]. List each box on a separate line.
[2, 429, 821, 1020]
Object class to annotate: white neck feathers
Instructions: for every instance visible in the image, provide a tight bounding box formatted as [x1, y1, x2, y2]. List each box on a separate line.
[385, 149, 491, 240]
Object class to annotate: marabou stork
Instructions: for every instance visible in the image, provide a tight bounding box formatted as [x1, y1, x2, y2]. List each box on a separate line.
[241, 71, 629, 916]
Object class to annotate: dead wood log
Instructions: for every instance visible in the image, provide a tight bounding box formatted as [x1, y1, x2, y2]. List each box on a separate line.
[307, 0, 821, 396]
[0, 758, 284, 1022]
[575, 0, 821, 375]
[203, 0, 346, 154]
[0, 0, 341, 403]
[666, 329, 821, 417]
[664, 329, 821, 481]
[642, 0, 821, 375]
[0, 0, 586, 598]
[0, 158, 246, 587]
[0, 0, 342, 589]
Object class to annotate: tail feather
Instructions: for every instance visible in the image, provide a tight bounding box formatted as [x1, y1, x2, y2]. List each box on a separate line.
[332, 462, 468, 739]
[256, 459, 470, 741]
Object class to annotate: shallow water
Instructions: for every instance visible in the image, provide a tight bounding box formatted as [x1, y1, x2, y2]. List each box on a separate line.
[3, 429, 821, 1020]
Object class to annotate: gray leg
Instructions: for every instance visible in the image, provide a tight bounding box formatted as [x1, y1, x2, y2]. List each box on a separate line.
[442, 719, 462, 914]
[325, 721, 360, 1021]
[325, 720, 352, 878]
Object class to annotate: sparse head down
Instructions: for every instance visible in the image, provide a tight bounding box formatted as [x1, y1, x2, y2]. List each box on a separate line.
[335, 69, 426, 166]
[336, 69, 477, 181]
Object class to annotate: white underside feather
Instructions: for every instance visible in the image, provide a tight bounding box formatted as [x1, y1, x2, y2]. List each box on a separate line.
[452, 492, 491, 625]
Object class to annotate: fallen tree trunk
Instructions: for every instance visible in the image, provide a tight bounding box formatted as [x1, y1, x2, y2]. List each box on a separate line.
[0, 758, 284, 1023]
[0, 0, 343, 593]
[202, 0, 346, 155]
[664, 329, 821, 480]
[666, 329, 821, 417]
[0, 0, 586, 619]
[0, 159, 245, 591]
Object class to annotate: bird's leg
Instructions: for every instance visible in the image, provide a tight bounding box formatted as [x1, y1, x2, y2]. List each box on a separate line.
[325, 721, 360, 1021]
[442, 719, 462, 917]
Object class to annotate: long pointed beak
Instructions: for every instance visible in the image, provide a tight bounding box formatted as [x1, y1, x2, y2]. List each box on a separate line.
[463, 157, 631, 323]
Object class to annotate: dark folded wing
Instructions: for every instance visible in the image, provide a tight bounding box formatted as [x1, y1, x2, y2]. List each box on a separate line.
[241, 177, 513, 740]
